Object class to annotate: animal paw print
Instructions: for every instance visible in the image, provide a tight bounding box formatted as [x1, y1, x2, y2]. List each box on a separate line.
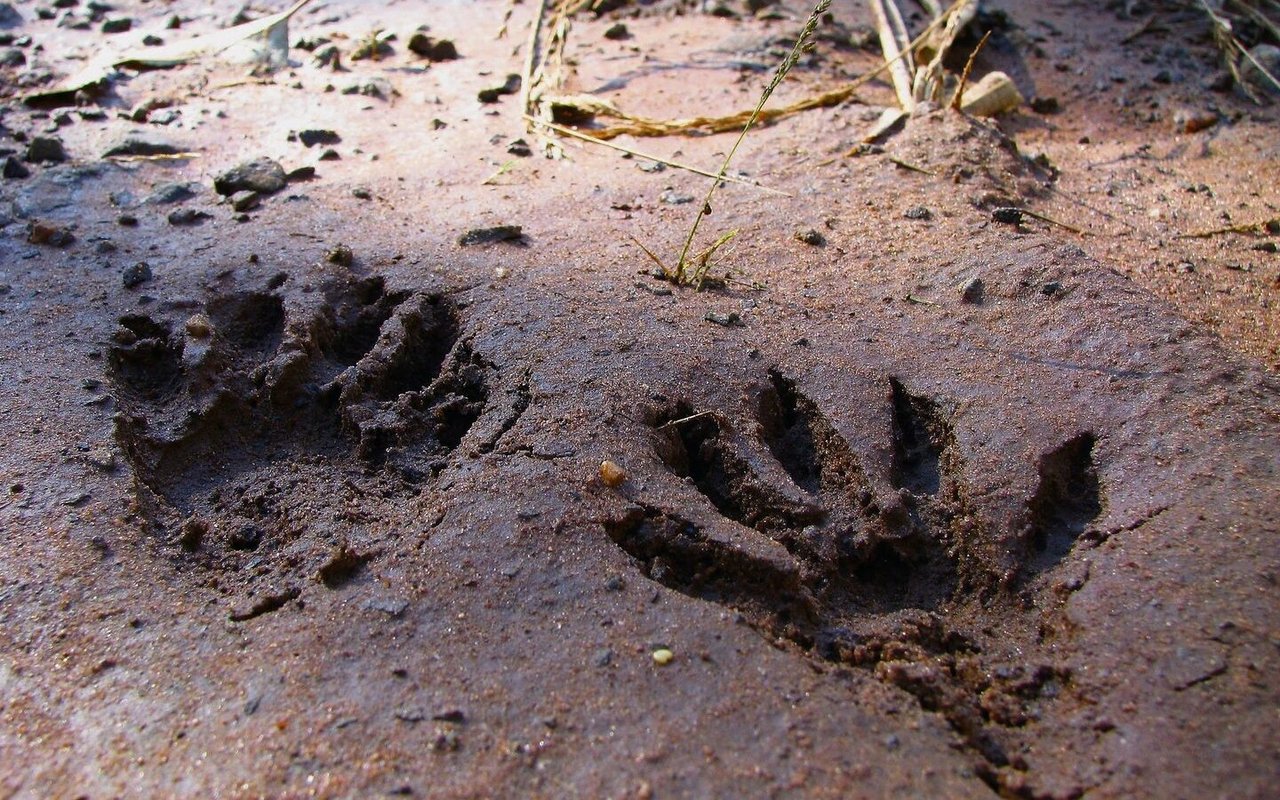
[108, 275, 491, 561]
[610, 369, 1102, 614]
[603, 366, 1103, 775]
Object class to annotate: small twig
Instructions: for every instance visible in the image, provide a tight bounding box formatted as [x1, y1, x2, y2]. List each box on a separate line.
[210, 78, 276, 91]
[519, 0, 550, 126]
[630, 235, 671, 276]
[870, 0, 916, 112]
[496, 0, 518, 39]
[1237, 35, 1280, 93]
[675, 0, 830, 284]
[658, 411, 716, 429]
[481, 160, 518, 185]
[562, 11, 952, 142]
[106, 152, 201, 162]
[1178, 216, 1280, 239]
[1120, 15, 1158, 45]
[888, 156, 936, 175]
[950, 29, 990, 110]
[1019, 207, 1084, 235]
[905, 294, 937, 305]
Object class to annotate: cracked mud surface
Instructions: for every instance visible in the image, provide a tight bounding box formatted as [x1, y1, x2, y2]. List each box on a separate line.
[1, 1, 1278, 798]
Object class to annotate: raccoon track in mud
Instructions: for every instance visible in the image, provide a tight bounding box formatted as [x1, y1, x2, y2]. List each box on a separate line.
[107, 277, 493, 574]
[605, 370, 1105, 783]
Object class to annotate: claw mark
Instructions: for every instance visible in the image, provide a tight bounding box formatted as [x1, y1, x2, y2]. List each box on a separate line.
[615, 372, 1103, 791]
[109, 315, 183, 402]
[604, 503, 814, 637]
[652, 402, 822, 535]
[890, 378, 947, 497]
[1024, 433, 1103, 576]
[760, 371, 823, 494]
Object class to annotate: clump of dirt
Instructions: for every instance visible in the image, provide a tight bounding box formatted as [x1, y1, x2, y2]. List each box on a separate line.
[888, 111, 1055, 210]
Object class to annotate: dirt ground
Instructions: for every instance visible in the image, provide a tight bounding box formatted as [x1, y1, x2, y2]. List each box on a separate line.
[1, 0, 1278, 798]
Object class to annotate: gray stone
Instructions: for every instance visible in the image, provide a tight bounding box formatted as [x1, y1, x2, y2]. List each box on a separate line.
[167, 208, 210, 226]
[341, 77, 393, 100]
[26, 136, 67, 163]
[407, 33, 458, 61]
[121, 262, 151, 289]
[0, 3, 22, 28]
[145, 182, 199, 205]
[214, 157, 286, 196]
[230, 191, 260, 212]
[102, 137, 180, 158]
[2, 155, 29, 179]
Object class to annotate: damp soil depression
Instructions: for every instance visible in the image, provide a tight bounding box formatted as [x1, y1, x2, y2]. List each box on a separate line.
[0, 1, 1278, 799]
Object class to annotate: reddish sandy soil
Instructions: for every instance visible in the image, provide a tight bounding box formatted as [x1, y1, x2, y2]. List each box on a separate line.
[1, 1, 1278, 798]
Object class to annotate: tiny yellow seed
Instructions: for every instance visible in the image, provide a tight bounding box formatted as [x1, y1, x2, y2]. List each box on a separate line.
[652, 648, 674, 666]
[599, 460, 626, 488]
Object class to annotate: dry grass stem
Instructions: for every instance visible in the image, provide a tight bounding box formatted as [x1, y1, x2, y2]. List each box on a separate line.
[1195, 0, 1280, 100]
[915, 0, 979, 103]
[536, 12, 953, 143]
[1180, 215, 1280, 238]
[888, 156, 936, 175]
[672, 0, 831, 286]
[523, 116, 791, 195]
[870, 0, 916, 111]
[950, 29, 991, 109]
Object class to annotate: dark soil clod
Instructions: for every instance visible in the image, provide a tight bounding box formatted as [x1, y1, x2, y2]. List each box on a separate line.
[457, 225, 524, 246]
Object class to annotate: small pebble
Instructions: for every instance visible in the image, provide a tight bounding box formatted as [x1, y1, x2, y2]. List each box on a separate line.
[326, 243, 354, 266]
[27, 222, 73, 246]
[185, 314, 212, 338]
[793, 227, 825, 246]
[26, 136, 67, 164]
[230, 191, 260, 212]
[167, 208, 210, 226]
[652, 648, 674, 666]
[122, 262, 152, 289]
[407, 32, 459, 61]
[2, 155, 29, 179]
[704, 311, 741, 327]
[991, 207, 1023, 225]
[599, 460, 626, 488]
[101, 17, 132, 34]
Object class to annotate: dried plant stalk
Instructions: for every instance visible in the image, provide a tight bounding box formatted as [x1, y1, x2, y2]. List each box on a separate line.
[673, 0, 833, 286]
